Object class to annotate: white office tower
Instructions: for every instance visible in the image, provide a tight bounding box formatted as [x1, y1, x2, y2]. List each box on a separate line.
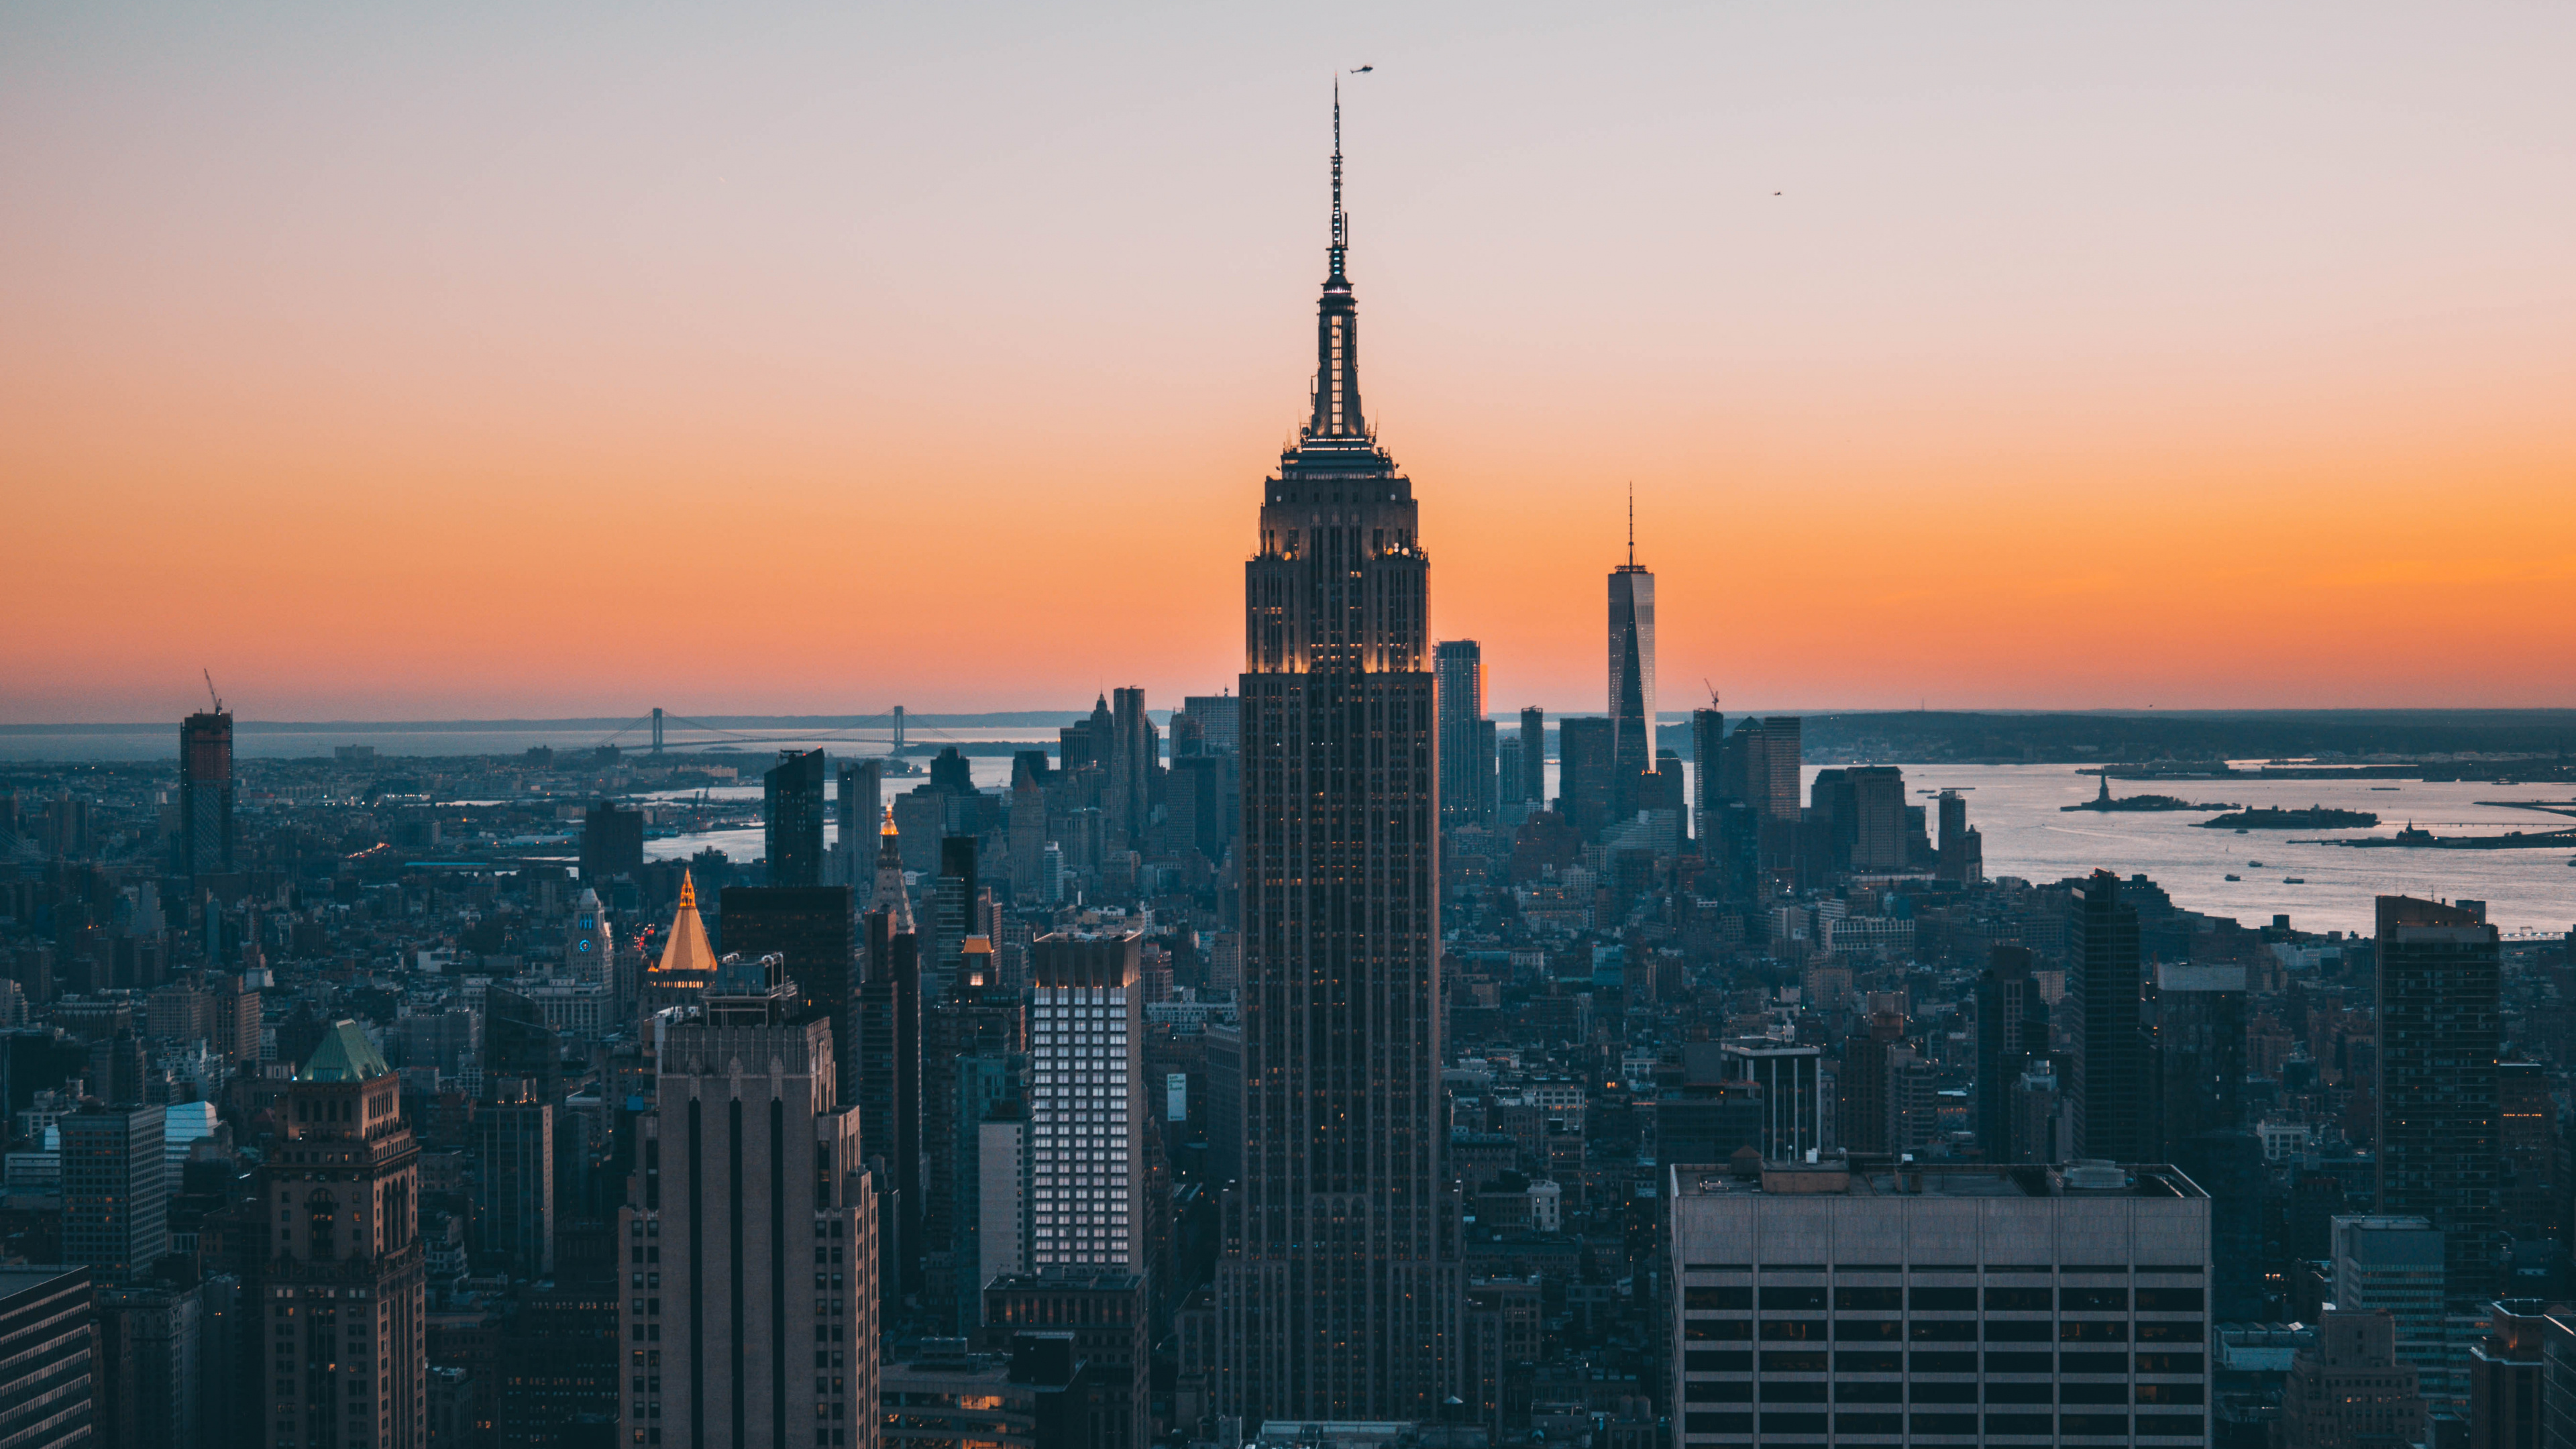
[1029, 930, 1144, 1276]
[1670, 1157, 2212, 1448]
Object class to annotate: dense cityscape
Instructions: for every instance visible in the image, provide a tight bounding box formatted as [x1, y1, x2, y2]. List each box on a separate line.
[7, 74, 2576, 1449]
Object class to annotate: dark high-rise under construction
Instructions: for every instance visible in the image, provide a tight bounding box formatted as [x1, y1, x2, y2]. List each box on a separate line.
[180, 709, 233, 880]
[1217, 84, 1454, 1422]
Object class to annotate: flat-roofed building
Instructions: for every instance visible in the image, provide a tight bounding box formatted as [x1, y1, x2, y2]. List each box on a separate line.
[1670, 1157, 2211, 1448]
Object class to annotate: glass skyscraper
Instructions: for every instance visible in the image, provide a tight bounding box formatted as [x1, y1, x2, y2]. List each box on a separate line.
[1434, 639, 1489, 827]
[763, 747, 826, 888]
[1608, 517, 1656, 806]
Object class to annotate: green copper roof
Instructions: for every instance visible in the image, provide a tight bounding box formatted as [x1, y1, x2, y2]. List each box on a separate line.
[297, 1020, 391, 1083]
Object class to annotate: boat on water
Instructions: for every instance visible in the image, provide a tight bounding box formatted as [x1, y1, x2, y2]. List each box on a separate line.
[2249, 861, 2264, 867]
[2224, 873, 2241, 881]
[2284, 877, 2307, 884]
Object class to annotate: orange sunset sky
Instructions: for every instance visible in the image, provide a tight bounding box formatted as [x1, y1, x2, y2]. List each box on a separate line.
[5, 3, 2573, 723]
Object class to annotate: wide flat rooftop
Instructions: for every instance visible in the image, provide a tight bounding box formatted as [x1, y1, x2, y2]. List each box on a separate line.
[1671, 1160, 2207, 1200]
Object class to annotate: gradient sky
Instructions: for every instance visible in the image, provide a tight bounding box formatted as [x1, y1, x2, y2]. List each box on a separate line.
[6, 3, 2573, 723]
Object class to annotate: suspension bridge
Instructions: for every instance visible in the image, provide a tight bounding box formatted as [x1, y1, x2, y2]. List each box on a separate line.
[588, 706, 959, 755]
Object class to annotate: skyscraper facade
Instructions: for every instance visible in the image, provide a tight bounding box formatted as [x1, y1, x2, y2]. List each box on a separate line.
[1669, 1159, 2212, 1448]
[857, 814, 923, 1300]
[1716, 716, 1803, 822]
[930, 836, 978, 989]
[2281, 1307, 2427, 1449]
[2147, 961, 2247, 1158]
[1515, 706, 1546, 807]
[722, 883, 856, 1084]
[1062, 695, 1114, 773]
[474, 1089, 554, 1279]
[1028, 931, 1144, 1278]
[623, 953, 879, 1449]
[1607, 526, 1656, 808]
[2067, 869, 2145, 1163]
[259, 1022, 427, 1449]
[835, 761, 883, 888]
[923, 935, 1026, 1333]
[1974, 945, 2049, 1163]
[61, 1104, 167, 1283]
[2376, 894, 2502, 1311]
[1109, 687, 1156, 849]
[1219, 89, 1454, 1423]
[1687, 709, 1724, 845]
[1178, 693, 1241, 753]
[179, 708, 233, 880]
[568, 884, 612, 986]
[1556, 718, 1615, 840]
[983, 1273, 1150, 1449]
[1434, 640, 1490, 827]
[1845, 765, 1909, 871]
[1934, 788, 1984, 884]
[764, 748, 827, 888]
[0, 1267, 95, 1449]
[580, 800, 644, 885]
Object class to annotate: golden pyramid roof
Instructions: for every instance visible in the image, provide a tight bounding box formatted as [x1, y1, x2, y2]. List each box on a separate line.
[653, 869, 719, 977]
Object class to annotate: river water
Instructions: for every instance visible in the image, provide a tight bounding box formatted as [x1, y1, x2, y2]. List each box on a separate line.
[1891, 763, 2576, 938]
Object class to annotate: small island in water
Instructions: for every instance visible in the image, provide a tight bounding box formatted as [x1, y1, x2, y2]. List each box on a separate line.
[2195, 805, 2381, 830]
[2061, 775, 2241, 813]
[2324, 822, 2576, 850]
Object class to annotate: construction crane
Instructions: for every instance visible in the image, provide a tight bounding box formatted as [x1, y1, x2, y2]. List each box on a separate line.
[203, 668, 224, 715]
[1703, 678, 1720, 708]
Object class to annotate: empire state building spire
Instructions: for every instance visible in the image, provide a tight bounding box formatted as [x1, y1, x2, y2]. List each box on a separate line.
[1225, 81, 1452, 1425]
[1308, 78, 1365, 441]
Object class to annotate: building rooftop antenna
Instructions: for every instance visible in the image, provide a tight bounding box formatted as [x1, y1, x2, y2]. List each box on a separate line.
[1627, 482, 1635, 568]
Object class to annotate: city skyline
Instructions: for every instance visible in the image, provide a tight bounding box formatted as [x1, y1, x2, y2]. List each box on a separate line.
[9, 5, 2576, 721]
[11, 18, 2576, 1447]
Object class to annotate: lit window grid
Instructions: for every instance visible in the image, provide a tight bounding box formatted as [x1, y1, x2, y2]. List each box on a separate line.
[1030, 982, 1137, 1268]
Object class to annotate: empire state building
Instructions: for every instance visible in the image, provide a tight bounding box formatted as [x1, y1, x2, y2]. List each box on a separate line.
[1216, 88, 1456, 1420]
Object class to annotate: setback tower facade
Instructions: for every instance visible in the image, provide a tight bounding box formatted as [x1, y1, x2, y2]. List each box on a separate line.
[1218, 85, 1455, 1422]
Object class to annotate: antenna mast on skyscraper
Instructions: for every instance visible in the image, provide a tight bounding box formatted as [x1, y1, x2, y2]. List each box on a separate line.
[1627, 482, 1635, 568]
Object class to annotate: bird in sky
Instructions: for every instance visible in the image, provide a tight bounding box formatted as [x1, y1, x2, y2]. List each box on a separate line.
[1350, 64, 1373, 73]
